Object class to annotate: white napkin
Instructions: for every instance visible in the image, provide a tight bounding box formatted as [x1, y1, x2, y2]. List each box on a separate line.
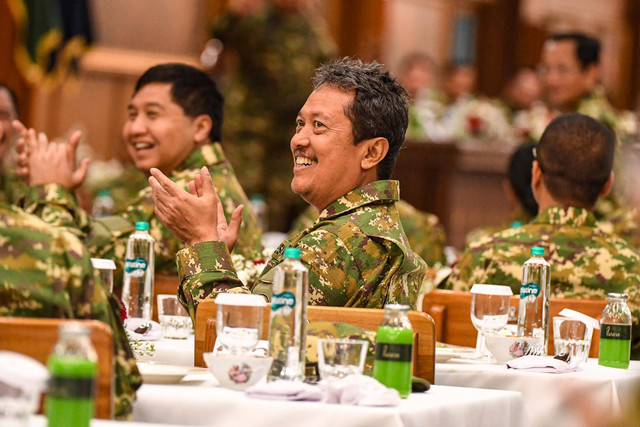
[245, 380, 323, 401]
[506, 355, 580, 373]
[125, 318, 162, 341]
[320, 375, 401, 407]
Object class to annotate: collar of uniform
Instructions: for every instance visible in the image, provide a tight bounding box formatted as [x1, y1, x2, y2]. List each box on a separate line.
[175, 143, 226, 173]
[533, 206, 596, 227]
[318, 180, 399, 220]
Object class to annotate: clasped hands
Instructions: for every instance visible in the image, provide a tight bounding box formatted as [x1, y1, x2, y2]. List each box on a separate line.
[149, 166, 244, 251]
[12, 120, 89, 190]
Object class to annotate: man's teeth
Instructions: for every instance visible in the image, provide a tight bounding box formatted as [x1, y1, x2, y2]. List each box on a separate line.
[296, 156, 314, 166]
[134, 142, 153, 150]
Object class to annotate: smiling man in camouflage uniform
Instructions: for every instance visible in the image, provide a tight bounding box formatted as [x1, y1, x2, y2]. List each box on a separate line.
[447, 113, 640, 358]
[149, 58, 427, 317]
[17, 64, 262, 284]
[0, 202, 141, 419]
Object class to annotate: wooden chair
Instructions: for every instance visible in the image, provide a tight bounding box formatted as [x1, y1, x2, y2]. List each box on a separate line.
[194, 299, 436, 383]
[421, 289, 607, 358]
[153, 273, 181, 322]
[0, 317, 114, 419]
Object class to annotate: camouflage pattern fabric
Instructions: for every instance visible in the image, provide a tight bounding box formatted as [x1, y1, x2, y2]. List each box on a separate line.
[289, 200, 446, 266]
[465, 208, 535, 246]
[22, 143, 263, 285]
[447, 205, 640, 359]
[0, 170, 27, 205]
[176, 180, 427, 319]
[0, 203, 141, 419]
[212, 3, 335, 231]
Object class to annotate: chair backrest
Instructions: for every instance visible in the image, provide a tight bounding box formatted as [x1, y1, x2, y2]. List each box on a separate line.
[153, 274, 181, 322]
[0, 317, 114, 419]
[421, 289, 607, 358]
[194, 299, 436, 383]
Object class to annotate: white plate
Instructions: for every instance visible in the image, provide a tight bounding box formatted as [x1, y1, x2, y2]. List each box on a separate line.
[435, 344, 477, 363]
[137, 362, 190, 384]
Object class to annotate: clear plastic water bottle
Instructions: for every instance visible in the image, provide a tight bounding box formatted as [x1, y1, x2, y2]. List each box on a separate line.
[598, 293, 632, 369]
[267, 247, 308, 381]
[517, 246, 550, 354]
[121, 221, 155, 322]
[92, 189, 114, 218]
[250, 193, 269, 232]
[46, 323, 97, 427]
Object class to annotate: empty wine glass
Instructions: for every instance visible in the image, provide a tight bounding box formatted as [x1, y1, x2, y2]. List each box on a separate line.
[470, 284, 513, 361]
[215, 294, 267, 355]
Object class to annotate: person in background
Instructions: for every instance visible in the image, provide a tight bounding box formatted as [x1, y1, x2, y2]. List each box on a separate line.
[442, 61, 477, 105]
[0, 200, 141, 419]
[447, 113, 640, 359]
[0, 82, 27, 203]
[465, 142, 538, 244]
[538, 33, 616, 128]
[289, 200, 447, 266]
[149, 58, 427, 318]
[502, 67, 542, 114]
[15, 63, 263, 285]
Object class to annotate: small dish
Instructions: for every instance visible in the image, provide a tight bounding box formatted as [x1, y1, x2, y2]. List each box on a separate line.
[136, 362, 190, 384]
[203, 353, 272, 391]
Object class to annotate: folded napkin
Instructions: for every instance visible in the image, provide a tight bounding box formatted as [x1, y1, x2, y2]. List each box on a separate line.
[125, 318, 162, 341]
[245, 380, 323, 401]
[320, 375, 400, 407]
[506, 355, 580, 373]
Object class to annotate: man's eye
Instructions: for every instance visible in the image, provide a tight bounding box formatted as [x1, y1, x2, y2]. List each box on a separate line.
[127, 111, 137, 120]
[146, 111, 159, 119]
[295, 120, 304, 129]
[314, 121, 325, 128]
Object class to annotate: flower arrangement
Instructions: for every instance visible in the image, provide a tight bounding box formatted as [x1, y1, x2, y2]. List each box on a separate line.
[231, 249, 272, 286]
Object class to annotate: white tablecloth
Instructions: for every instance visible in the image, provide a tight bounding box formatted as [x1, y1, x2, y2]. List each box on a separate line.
[132, 375, 528, 427]
[435, 359, 640, 427]
[28, 415, 175, 426]
[136, 335, 194, 367]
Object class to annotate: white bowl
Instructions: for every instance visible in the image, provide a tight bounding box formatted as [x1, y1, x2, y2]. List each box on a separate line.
[484, 333, 545, 364]
[203, 353, 273, 391]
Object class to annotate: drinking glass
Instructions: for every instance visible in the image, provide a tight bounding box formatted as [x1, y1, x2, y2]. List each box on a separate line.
[470, 284, 512, 361]
[215, 294, 267, 355]
[317, 338, 368, 379]
[157, 295, 192, 339]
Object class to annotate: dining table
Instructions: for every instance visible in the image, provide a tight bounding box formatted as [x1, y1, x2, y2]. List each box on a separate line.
[131, 370, 529, 426]
[135, 334, 195, 367]
[435, 358, 640, 427]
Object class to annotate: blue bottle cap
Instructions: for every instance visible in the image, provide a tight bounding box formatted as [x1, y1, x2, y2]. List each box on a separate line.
[531, 246, 545, 256]
[135, 221, 150, 231]
[284, 247, 301, 259]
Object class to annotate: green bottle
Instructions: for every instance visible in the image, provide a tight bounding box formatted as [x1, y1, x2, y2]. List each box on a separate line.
[373, 304, 413, 398]
[46, 323, 97, 427]
[598, 293, 631, 369]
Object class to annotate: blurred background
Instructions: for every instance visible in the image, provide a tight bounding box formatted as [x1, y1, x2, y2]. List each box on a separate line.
[1, 0, 639, 249]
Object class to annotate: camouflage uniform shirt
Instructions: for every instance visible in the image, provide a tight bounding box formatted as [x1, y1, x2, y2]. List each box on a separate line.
[0, 203, 141, 418]
[22, 143, 263, 282]
[447, 205, 640, 358]
[177, 180, 427, 318]
[289, 200, 446, 266]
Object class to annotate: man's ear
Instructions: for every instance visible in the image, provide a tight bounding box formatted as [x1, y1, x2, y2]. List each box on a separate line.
[600, 171, 614, 197]
[360, 137, 389, 171]
[192, 115, 213, 144]
[584, 63, 600, 90]
[531, 160, 542, 189]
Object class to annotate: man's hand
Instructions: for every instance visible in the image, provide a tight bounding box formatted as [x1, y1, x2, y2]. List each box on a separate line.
[149, 166, 244, 250]
[13, 121, 89, 190]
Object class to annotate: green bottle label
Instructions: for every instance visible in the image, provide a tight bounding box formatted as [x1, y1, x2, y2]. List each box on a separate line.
[48, 376, 95, 399]
[375, 343, 413, 362]
[520, 282, 540, 298]
[600, 324, 631, 340]
[125, 257, 148, 277]
[271, 291, 296, 312]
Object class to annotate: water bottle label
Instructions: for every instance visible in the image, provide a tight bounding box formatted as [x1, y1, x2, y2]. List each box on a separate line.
[375, 343, 413, 362]
[600, 324, 631, 340]
[520, 282, 540, 299]
[125, 257, 148, 277]
[48, 376, 95, 398]
[271, 291, 296, 316]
